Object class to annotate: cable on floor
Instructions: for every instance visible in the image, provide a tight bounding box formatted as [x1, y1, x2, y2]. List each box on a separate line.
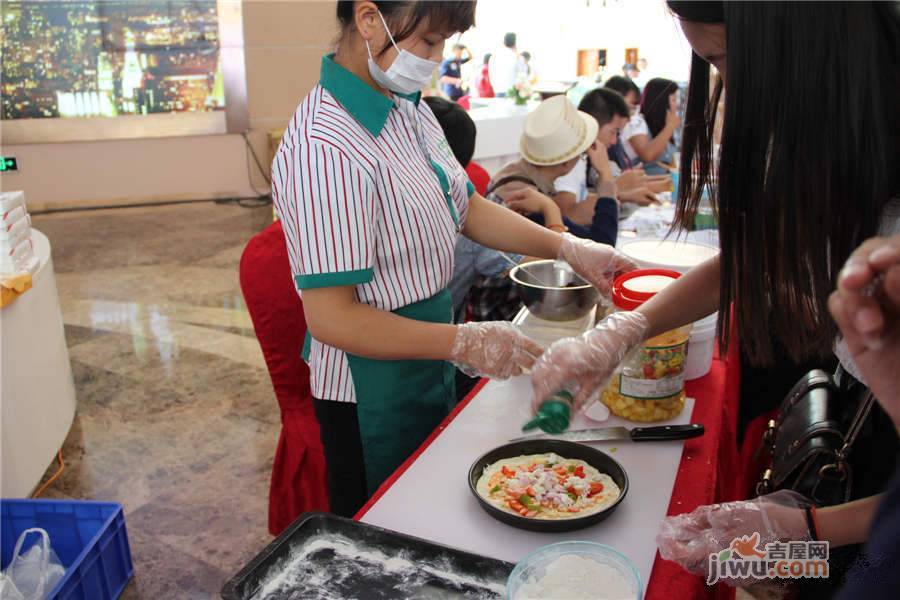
[31, 450, 64, 498]
[30, 195, 270, 216]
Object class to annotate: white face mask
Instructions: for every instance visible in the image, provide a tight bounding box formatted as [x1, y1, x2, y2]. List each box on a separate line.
[366, 11, 439, 95]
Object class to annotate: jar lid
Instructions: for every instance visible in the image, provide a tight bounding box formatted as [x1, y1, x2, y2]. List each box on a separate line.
[612, 269, 681, 310]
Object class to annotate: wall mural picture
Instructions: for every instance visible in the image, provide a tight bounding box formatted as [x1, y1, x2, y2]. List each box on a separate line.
[1, 0, 225, 121]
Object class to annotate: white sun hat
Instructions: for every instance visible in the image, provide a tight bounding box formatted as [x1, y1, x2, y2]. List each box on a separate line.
[520, 95, 599, 166]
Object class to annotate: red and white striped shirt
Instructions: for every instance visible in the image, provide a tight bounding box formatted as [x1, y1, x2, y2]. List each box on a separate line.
[272, 55, 473, 403]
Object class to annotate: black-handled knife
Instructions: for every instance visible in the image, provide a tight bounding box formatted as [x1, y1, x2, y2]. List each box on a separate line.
[510, 423, 705, 443]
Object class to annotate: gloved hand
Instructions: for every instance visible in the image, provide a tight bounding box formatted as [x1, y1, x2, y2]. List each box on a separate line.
[656, 490, 813, 581]
[530, 311, 649, 410]
[450, 321, 543, 380]
[558, 232, 638, 294]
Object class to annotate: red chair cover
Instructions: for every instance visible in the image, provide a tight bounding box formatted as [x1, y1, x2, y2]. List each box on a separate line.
[465, 161, 491, 197]
[239, 221, 329, 535]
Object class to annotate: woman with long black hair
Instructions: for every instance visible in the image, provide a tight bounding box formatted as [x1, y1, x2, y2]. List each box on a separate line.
[531, 1, 899, 595]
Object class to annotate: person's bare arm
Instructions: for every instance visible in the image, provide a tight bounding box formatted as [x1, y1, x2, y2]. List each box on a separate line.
[552, 191, 580, 222]
[565, 194, 600, 226]
[637, 255, 721, 337]
[629, 110, 680, 163]
[817, 495, 883, 547]
[303, 286, 457, 360]
[615, 167, 647, 192]
[618, 186, 659, 206]
[629, 131, 673, 164]
[463, 192, 562, 259]
[303, 285, 543, 378]
[646, 174, 673, 194]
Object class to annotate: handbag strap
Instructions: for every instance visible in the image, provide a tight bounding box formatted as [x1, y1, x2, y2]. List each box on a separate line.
[839, 391, 876, 456]
[821, 365, 876, 480]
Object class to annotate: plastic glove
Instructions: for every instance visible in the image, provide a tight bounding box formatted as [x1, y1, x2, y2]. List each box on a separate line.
[450, 321, 543, 380]
[656, 491, 813, 582]
[558, 232, 638, 295]
[530, 311, 649, 410]
[829, 233, 900, 426]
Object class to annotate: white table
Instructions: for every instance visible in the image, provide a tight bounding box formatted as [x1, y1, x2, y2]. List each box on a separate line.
[1, 229, 77, 497]
[468, 98, 538, 175]
[359, 375, 693, 590]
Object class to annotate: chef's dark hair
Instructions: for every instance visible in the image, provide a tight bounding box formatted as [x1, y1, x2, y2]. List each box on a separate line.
[603, 76, 640, 100]
[423, 97, 476, 167]
[668, 0, 900, 366]
[336, 1, 475, 55]
[639, 78, 678, 138]
[578, 88, 629, 127]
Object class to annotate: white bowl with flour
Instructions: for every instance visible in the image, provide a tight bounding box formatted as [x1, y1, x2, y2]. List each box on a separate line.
[507, 541, 642, 600]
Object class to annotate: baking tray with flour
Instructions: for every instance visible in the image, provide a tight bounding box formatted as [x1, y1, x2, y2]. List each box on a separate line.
[221, 512, 514, 599]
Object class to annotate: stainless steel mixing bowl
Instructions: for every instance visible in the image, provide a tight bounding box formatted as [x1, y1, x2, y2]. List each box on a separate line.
[509, 259, 599, 321]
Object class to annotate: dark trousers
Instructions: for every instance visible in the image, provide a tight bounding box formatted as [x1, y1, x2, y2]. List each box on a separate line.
[312, 398, 369, 518]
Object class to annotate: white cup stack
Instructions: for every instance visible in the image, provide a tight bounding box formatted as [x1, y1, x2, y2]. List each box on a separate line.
[0, 191, 39, 276]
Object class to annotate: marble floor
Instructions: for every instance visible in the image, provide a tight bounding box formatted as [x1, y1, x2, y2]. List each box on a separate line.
[31, 201, 279, 599]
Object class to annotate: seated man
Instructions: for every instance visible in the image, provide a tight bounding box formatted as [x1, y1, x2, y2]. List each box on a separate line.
[489, 95, 618, 247]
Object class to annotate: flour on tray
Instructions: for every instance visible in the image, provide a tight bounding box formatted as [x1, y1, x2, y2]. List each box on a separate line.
[251, 533, 506, 600]
[515, 554, 636, 600]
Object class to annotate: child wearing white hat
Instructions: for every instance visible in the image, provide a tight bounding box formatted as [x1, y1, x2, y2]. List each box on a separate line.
[488, 95, 619, 246]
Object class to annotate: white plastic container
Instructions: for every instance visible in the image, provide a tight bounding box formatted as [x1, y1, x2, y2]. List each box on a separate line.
[619, 239, 719, 274]
[685, 312, 717, 380]
[507, 541, 642, 600]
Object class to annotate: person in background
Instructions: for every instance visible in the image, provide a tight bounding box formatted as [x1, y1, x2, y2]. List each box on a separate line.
[633, 57, 651, 88]
[521, 50, 537, 84]
[475, 53, 494, 98]
[602, 76, 642, 172]
[489, 32, 526, 97]
[604, 75, 641, 111]
[622, 62, 640, 81]
[439, 43, 472, 101]
[621, 77, 681, 174]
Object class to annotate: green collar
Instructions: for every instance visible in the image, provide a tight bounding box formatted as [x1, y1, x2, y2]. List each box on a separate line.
[320, 54, 421, 137]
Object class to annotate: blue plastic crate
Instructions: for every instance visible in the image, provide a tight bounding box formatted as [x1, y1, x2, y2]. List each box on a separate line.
[1, 499, 134, 600]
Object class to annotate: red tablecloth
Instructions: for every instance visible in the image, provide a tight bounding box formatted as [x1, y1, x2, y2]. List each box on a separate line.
[644, 336, 742, 600]
[357, 338, 742, 599]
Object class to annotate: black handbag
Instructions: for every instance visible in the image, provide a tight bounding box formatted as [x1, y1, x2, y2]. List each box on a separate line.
[756, 368, 876, 507]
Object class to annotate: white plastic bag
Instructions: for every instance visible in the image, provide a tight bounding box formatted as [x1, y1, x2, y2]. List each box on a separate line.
[0, 529, 65, 600]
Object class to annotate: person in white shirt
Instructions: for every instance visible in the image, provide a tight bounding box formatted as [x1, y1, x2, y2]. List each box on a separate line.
[489, 32, 526, 97]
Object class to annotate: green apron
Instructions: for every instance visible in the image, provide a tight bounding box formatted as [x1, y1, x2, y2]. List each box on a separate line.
[346, 289, 456, 494]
